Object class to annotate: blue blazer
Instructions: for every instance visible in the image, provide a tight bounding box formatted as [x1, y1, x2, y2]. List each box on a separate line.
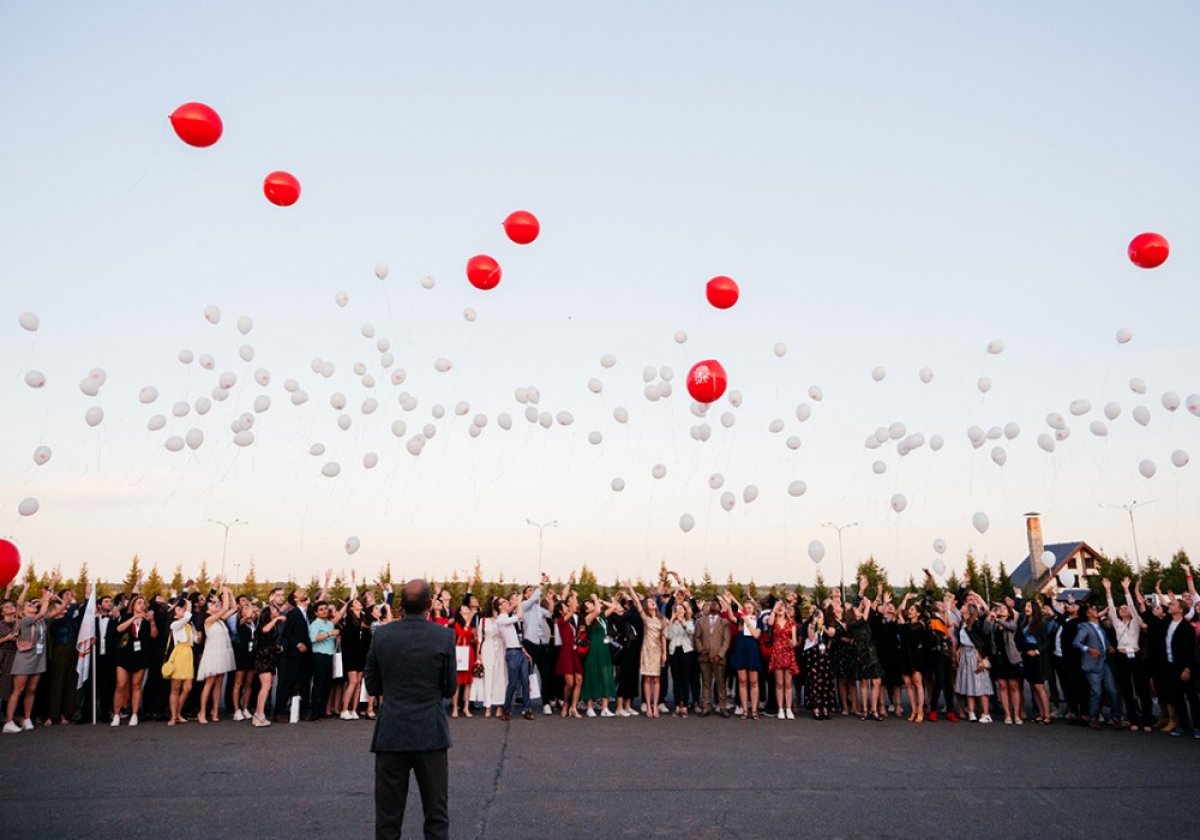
[1073, 622, 1110, 673]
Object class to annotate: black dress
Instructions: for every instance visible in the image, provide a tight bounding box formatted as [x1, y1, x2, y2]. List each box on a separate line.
[341, 611, 371, 673]
[897, 622, 927, 677]
[233, 621, 257, 671]
[872, 614, 901, 689]
[254, 613, 282, 675]
[115, 615, 155, 673]
[613, 609, 643, 700]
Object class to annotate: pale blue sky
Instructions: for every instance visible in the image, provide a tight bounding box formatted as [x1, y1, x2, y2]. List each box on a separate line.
[2, 2, 1198, 587]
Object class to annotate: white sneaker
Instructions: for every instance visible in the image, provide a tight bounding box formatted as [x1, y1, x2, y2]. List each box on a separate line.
[233, 710, 245, 722]
[968, 712, 978, 722]
[350, 711, 360, 720]
[658, 703, 669, 714]
[20, 718, 34, 731]
[629, 707, 639, 715]
[2, 722, 21, 734]
[786, 709, 795, 720]
[617, 709, 630, 717]
[777, 710, 786, 720]
[339, 710, 352, 721]
[735, 706, 744, 716]
[586, 708, 597, 718]
[601, 709, 615, 717]
[979, 714, 992, 724]
[128, 714, 139, 727]
[110, 715, 121, 727]
[1015, 718, 1024, 726]
[543, 704, 553, 716]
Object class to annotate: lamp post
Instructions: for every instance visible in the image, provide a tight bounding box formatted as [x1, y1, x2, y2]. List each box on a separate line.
[1100, 500, 1156, 574]
[206, 518, 246, 578]
[822, 521, 858, 600]
[525, 519, 557, 577]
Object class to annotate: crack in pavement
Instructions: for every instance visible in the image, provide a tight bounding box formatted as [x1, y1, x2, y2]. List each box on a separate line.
[472, 717, 511, 840]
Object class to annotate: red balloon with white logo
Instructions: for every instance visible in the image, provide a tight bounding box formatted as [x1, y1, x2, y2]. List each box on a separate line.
[263, 171, 301, 206]
[0, 539, 19, 589]
[705, 275, 739, 309]
[1128, 232, 1169, 269]
[466, 255, 502, 290]
[169, 102, 223, 147]
[503, 211, 540, 245]
[686, 359, 728, 404]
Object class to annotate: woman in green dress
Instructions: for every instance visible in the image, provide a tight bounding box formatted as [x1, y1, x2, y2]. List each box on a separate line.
[580, 594, 617, 717]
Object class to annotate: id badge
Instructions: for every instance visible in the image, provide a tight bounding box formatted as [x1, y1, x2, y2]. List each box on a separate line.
[133, 641, 142, 653]
[1126, 651, 1135, 659]
[35, 643, 45, 656]
[248, 641, 255, 653]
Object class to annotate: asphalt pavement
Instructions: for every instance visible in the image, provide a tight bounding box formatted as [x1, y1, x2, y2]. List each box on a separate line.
[1, 710, 1196, 839]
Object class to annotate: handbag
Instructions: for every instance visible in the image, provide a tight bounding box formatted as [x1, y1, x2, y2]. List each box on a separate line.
[575, 625, 590, 657]
[160, 633, 178, 680]
[332, 650, 345, 679]
[455, 646, 471, 672]
[472, 660, 485, 678]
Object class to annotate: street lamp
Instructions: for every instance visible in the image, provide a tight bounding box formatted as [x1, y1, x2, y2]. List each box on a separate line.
[525, 519, 557, 577]
[1099, 500, 1156, 574]
[822, 521, 858, 600]
[207, 518, 247, 578]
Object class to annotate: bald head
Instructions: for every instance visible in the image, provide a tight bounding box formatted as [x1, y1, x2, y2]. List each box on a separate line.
[400, 579, 433, 616]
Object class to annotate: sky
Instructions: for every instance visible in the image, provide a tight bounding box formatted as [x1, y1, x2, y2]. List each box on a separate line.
[1, 2, 1198, 590]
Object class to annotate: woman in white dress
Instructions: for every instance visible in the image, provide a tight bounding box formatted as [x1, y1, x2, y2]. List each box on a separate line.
[195, 581, 237, 723]
[470, 596, 508, 717]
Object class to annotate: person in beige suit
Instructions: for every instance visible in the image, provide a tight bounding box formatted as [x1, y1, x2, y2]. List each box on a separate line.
[693, 599, 732, 717]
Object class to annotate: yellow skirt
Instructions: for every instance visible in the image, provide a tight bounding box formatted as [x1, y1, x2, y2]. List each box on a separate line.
[165, 643, 195, 682]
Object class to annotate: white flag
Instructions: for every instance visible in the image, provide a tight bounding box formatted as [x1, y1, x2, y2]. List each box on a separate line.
[76, 581, 97, 689]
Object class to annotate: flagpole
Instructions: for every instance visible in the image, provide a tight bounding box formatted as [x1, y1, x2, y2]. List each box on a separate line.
[92, 640, 97, 725]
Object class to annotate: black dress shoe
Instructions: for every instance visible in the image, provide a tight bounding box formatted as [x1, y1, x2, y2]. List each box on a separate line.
[719, 710, 731, 719]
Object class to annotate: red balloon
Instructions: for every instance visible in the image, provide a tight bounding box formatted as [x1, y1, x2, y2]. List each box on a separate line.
[466, 255, 502, 290]
[503, 210, 540, 245]
[263, 171, 301, 207]
[1128, 232, 1169, 269]
[686, 359, 728, 404]
[169, 102, 223, 148]
[706, 276, 739, 309]
[0, 539, 20, 590]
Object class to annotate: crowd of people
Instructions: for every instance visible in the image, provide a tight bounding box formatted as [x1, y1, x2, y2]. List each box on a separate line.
[2, 563, 1198, 737]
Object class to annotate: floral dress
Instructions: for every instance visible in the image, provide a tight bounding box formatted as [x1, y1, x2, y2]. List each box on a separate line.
[768, 619, 800, 675]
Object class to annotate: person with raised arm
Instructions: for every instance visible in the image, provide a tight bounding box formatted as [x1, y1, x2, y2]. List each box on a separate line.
[309, 595, 346, 721]
[111, 587, 157, 727]
[954, 593, 995, 723]
[581, 593, 617, 717]
[1103, 576, 1150, 730]
[728, 596, 762, 720]
[765, 599, 799, 719]
[195, 578, 237, 724]
[251, 588, 286, 727]
[164, 597, 196, 726]
[638, 588, 668, 718]
[894, 592, 927, 723]
[1017, 598, 1053, 725]
[554, 575, 583, 718]
[846, 577, 883, 720]
[496, 590, 534, 721]
[4, 576, 63, 733]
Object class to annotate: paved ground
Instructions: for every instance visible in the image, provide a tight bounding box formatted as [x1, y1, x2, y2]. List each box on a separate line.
[1, 712, 1196, 838]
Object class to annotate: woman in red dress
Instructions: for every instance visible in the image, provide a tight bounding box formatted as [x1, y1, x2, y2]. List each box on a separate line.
[766, 600, 800, 719]
[554, 590, 584, 718]
[452, 605, 477, 718]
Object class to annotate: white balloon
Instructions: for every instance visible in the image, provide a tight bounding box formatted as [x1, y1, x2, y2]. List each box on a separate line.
[218, 371, 236, 389]
[556, 411, 574, 426]
[320, 361, 335, 379]
[787, 480, 807, 497]
[808, 385, 823, 402]
[1046, 412, 1066, 430]
[374, 262, 389, 280]
[890, 493, 907, 513]
[1116, 327, 1132, 345]
[1171, 450, 1190, 468]
[361, 324, 376, 339]
[178, 349, 194, 365]
[147, 414, 166, 431]
[17, 497, 39, 517]
[977, 377, 992, 394]
[86, 366, 106, 385]
[1069, 399, 1091, 416]
[901, 433, 925, 454]
[362, 398, 378, 415]
[795, 403, 811, 423]
[233, 430, 254, 447]
[330, 392, 349, 411]
[773, 342, 787, 358]
[644, 383, 662, 402]
[1087, 420, 1108, 437]
[1040, 550, 1056, 569]
[199, 354, 214, 370]
[808, 540, 826, 564]
[472, 414, 488, 429]
[346, 535, 362, 555]
[768, 419, 784, 434]
[613, 407, 629, 424]
[468, 424, 482, 439]
[679, 513, 695, 533]
[234, 344, 254, 363]
[164, 435, 184, 452]
[865, 435, 881, 450]
[720, 412, 735, 428]
[203, 304, 221, 324]
[185, 428, 204, 450]
[611, 477, 626, 492]
[1004, 422, 1020, 440]
[236, 316, 253, 336]
[872, 460, 887, 475]
[284, 378, 299, 393]
[538, 412, 553, 429]
[972, 511, 990, 534]
[690, 401, 709, 418]
[24, 370, 45, 389]
[1055, 427, 1071, 442]
[190, 398, 209, 417]
[1057, 570, 1076, 589]
[1162, 391, 1180, 412]
[871, 366, 887, 382]
[786, 436, 801, 450]
[931, 558, 946, 576]
[1187, 395, 1200, 417]
[991, 446, 1007, 466]
[79, 378, 99, 397]
[933, 539, 946, 555]
[138, 386, 158, 404]
[32, 445, 52, 465]
[674, 330, 688, 344]
[659, 366, 674, 382]
[985, 425, 1002, 441]
[290, 390, 309, 406]
[310, 443, 326, 456]
[363, 452, 379, 469]
[524, 406, 538, 423]
[1103, 402, 1120, 421]
[321, 461, 341, 477]
[406, 436, 426, 456]
[1130, 378, 1147, 395]
[18, 312, 39, 332]
[642, 366, 657, 384]
[420, 276, 436, 289]
[497, 413, 512, 431]
[338, 414, 352, 431]
[1036, 433, 1055, 453]
[335, 291, 349, 307]
[434, 358, 453, 373]
[728, 390, 743, 408]
[986, 339, 1004, 355]
[929, 435, 944, 451]
[708, 473, 725, 490]
[968, 426, 985, 446]
[1132, 405, 1151, 426]
[399, 392, 418, 411]
[587, 431, 603, 445]
[169, 400, 188, 418]
[1138, 459, 1156, 479]
[918, 367, 935, 385]
[583, 378, 603, 395]
[887, 421, 905, 440]
[600, 354, 616, 369]
[720, 491, 735, 512]
[743, 484, 759, 503]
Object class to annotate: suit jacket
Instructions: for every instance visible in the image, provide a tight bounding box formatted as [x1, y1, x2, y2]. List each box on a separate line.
[693, 613, 731, 663]
[1073, 622, 1111, 673]
[1167, 619, 1196, 671]
[364, 613, 456, 753]
[280, 607, 311, 655]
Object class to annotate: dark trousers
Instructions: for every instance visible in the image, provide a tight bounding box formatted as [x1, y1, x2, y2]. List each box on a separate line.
[523, 641, 553, 706]
[1167, 664, 1200, 730]
[503, 649, 531, 713]
[698, 659, 727, 712]
[375, 750, 449, 840]
[668, 649, 694, 709]
[1053, 656, 1081, 715]
[928, 654, 954, 712]
[46, 642, 78, 722]
[276, 650, 312, 718]
[688, 651, 701, 707]
[310, 653, 333, 718]
[1112, 654, 1153, 726]
[143, 645, 169, 718]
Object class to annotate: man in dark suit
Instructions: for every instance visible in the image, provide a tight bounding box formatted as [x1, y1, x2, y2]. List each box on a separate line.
[274, 588, 314, 722]
[365, 578, 456, 840]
